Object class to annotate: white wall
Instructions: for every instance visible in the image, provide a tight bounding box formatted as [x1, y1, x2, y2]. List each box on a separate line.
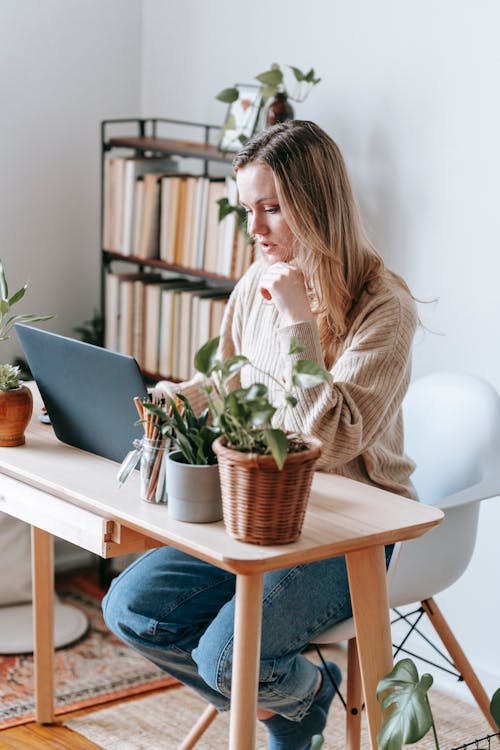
[0, 0, 144, 577]
[0, 0, 143, 364]
[141, 0, 500, 697]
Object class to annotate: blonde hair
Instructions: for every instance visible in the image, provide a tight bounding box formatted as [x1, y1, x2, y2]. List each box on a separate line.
[233, 120, 412, 367]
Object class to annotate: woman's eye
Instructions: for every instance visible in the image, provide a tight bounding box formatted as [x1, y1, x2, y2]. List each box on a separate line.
[264, 207, 278, 214]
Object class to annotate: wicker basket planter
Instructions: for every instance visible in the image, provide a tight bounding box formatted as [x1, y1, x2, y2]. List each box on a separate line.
[212, 435, 322, 545]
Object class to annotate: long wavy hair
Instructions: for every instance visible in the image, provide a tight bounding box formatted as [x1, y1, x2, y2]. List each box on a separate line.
[233, 120, 412, 367]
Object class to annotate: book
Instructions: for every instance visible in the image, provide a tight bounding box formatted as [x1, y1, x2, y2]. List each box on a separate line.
[139, 172, 163, 259]
[218, 176, 239, 278]
[203, 180, 226, 274]
[193, 177, 210, 269]
[121, 156, 177, 255]
[131, 178, 145, 256]
[142, 277, 195, 375]
[189, 288, 229, 378]
[173, 177, 189, 266]
[178, 176, 198, 269]
[175, 282, 211, 380]
[159, 175, 182, 264]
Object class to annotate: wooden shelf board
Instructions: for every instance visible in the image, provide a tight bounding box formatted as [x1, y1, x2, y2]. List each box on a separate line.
[102, 250, 237, 286]
[107, 136, 234, 164]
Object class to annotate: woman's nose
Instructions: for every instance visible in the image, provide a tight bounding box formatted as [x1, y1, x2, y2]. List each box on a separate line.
[249, 211, 268, 237]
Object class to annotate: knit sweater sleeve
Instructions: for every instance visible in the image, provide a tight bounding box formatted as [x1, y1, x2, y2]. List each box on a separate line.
[277, 286, 417, 470]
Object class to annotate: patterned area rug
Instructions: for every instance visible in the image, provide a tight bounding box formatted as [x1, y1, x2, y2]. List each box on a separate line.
[66, 646, 498, 750]
[0, 570, 176, 729]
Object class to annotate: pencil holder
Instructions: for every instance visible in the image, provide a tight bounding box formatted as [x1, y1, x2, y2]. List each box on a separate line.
[140, 437, 169, 504]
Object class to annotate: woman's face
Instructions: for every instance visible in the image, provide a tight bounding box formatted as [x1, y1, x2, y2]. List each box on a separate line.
[236, 162, 296, 265]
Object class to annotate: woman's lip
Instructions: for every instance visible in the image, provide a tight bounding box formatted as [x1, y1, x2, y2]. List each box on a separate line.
[260, 242, 275, 250]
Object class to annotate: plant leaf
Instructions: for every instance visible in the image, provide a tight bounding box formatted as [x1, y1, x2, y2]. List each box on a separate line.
[223, 354, 250, 377]
[255, 68, 283, 87]
[8, 284, 27, 306]
[194, 336, 220, 375]
[264, 428, 289, 470]
[292, 360, 331, 388]
[289, 65, 306, 82]
[376, 659, 435, 750]
[490, 687, 500, 729]
[289, 336, 305, 355]
[0, 260, 8, 300]
[216, 87, 240, 104]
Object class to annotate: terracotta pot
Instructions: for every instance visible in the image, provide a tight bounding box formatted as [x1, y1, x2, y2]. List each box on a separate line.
[213, 435, 322, 545]
[0, 385, 33, 447]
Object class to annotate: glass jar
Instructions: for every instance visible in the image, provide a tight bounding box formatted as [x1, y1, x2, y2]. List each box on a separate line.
[140, 437, 169, 504]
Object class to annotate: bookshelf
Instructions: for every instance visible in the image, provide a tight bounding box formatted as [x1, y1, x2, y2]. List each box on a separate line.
[100, 118, 252, 382]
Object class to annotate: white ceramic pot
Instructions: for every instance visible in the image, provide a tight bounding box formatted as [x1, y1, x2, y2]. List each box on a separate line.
[166, 452, 222, 523]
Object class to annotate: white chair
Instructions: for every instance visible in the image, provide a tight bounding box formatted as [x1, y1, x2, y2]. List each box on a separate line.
[310, 371, 500, 748]
[178, 371, 500, 750]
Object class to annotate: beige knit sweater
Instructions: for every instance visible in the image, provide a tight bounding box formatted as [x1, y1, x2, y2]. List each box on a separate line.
[157, 259, 418, 499]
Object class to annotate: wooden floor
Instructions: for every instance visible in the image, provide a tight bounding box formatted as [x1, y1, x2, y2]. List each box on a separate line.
[0, 685, 169, 750]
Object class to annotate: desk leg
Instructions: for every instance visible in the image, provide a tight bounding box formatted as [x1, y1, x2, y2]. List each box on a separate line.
[345, 545, 392, 750]
[229, 572, 263, 750]
[31, 526, 55, 724]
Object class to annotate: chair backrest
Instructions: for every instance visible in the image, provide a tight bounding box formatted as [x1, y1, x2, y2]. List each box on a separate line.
[388, 371, 500, 606]
[403, 372, 500, 504]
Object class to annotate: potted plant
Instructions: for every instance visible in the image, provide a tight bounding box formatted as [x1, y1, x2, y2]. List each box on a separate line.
[0, 260, 53, 446]
[216, 62, 322, 146]
[141, 395, 222, 523]
[377, 658, 500, 750]
[193, 335, 330, 545]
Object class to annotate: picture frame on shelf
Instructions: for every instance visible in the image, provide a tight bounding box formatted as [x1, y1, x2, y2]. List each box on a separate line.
[218, 84, 263, 153]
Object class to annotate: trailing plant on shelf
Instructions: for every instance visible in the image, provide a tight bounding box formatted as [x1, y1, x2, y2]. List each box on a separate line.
[0, 259, 53, 391]
[194, 334, 330, 470]
[216, 63, 321, 112]
[216, 62, 321, 147]
[377, 658, 500, 750]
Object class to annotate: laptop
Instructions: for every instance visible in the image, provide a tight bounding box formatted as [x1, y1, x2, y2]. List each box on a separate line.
[16, 323, 149, 463]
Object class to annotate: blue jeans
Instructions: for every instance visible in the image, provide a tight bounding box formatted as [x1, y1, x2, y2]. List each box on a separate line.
[102, 545, 393, 721]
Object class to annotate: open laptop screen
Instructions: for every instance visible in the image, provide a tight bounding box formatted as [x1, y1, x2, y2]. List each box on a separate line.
[16, 323, 148, 463]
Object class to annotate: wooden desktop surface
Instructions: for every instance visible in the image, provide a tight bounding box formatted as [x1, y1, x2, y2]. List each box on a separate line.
[0, 384, 441, 574]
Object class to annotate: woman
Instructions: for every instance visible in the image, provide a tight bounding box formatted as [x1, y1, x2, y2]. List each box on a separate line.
[103, 120, 418, 749]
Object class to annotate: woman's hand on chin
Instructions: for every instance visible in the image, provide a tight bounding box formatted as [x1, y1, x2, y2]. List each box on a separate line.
[260, 263, 314, 325]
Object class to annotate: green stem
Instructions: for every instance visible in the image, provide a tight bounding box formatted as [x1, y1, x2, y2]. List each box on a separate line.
[426, 698, 440, 750]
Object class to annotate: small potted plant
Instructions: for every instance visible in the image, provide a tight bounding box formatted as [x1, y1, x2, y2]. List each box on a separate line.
[141, 395, 222, 523]
[0, 260, 53, 446]
[377, 658, 500, 750]
[193, 335, 330, 545]
[216, 62, 322, 146]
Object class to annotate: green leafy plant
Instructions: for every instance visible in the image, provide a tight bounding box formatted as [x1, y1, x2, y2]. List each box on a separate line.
[141, 395, 220, 466]
[377, 658, 500, 750]
[215, 63, 321, 149]
[0, 364, 23, 392]
[73, 309, 104, 347]
[0, 259, 53, 390]
[254, 63, 321, 104]
[216, 63, 321, 108]
[216, 197, 250, 242]
[194, 335, 331, 470]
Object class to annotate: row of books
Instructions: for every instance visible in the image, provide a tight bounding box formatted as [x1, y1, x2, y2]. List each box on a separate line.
[102, 155, 253, 280]
[104, 272, 229, 381]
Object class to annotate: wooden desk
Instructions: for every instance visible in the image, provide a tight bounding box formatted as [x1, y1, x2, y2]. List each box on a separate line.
[0, 384, 443, 749]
